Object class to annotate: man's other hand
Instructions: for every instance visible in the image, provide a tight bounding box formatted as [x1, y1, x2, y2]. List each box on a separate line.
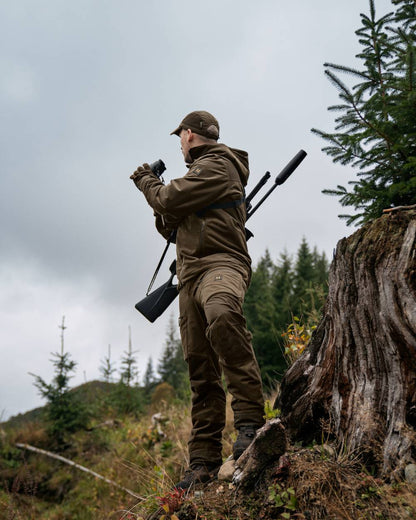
[130, 163, 153, 181]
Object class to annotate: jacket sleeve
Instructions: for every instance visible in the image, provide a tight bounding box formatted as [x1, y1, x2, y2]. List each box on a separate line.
[134, 155, 231, 218]
[154, 212, 181, 240]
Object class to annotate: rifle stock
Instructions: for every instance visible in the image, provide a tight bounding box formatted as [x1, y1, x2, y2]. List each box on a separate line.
[135, 150, 307, 322]
[135, 261, 178, 322]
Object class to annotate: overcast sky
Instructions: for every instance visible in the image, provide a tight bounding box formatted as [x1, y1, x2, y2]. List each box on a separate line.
[1, 0, 394, 421]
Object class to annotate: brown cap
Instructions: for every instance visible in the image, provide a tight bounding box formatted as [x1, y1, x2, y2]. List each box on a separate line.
[170, 110, 220, 140]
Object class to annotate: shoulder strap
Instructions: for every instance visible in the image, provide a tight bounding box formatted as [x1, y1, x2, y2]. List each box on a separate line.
[195, 195, 246, 218]
[195, 155, 247, 218]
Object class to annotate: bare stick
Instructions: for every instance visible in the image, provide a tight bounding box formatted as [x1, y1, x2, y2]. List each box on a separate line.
[16, 442, 143, 500]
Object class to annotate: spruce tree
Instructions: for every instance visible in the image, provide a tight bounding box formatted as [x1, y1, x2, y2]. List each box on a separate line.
[119, 326, 139, 387]
[30, 317, 88, 444]
[292, 238, 316, 316]
[100, 344, 116, 383]
[245, 243, 330, 384]
[144, 357, 155, 388]
[143, 357, 157, 399]
[113, 326, 143, 415]
[291, 241, 330, 325]
[271, 251, 294, 328]
[312, 0, 416, 225]
[157, 314, 188, 399]
[244, 250, 286, 384]
[311, 247, 330, 288]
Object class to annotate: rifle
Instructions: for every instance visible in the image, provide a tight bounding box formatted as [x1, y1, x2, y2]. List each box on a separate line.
[135, 149, 307, 322]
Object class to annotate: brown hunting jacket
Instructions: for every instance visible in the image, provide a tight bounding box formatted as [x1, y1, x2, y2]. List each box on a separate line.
[134, 143, 251, 288]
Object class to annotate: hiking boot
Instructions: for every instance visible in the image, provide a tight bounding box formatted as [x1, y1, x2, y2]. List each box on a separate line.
[233, 424, 259, 460]
[174, 464, 219, 490]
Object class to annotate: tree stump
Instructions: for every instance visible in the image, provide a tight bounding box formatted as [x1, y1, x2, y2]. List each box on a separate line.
[276, 210, 416, 476]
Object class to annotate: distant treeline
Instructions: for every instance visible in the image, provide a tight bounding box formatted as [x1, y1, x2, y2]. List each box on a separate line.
[244, 239, 329, 386]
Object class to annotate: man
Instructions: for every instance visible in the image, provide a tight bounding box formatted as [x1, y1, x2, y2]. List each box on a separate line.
[130, 110, 264, 489]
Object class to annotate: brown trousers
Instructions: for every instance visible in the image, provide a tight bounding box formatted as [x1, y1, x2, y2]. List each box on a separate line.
[179, 266, 264, 467]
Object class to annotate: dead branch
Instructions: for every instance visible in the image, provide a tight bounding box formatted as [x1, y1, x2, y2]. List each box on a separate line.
[15, 442, 143, 500]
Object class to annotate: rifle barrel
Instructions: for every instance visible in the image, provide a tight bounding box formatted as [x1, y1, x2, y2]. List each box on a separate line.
[275, 149, 307, 185]
[247, 149, 307, 219]
[246, 171, 271, 205]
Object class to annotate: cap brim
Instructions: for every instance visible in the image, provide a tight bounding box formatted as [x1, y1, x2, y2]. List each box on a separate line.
[170, 125, 182, 136]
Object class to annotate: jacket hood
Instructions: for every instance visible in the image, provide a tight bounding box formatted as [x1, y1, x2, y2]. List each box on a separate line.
[188, 143, 249, 186]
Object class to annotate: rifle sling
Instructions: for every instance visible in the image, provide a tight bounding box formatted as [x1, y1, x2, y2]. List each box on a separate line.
[146, 230, 177, 295]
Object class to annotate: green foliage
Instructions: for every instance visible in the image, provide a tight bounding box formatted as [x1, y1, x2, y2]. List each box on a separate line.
[0, 443, 22, 469]
[268, 482, 298, 516]
[244, 241, 329, 385]
[264, 399, 281, 420]
[103, 326, 145, 416]
[120, 326, 139, 387]
[157, 315, 189, 400]
[30, 317, 89, 444]
[108, 382, 144, 417]
[99, 344, 116, 383]
[312, 0, 416, 225]
[244, 250, 280, 383]
[282, 316, 316, 364]
[143, 357, 157, 397]
[159, 440, 173, 458]
[358, 472, 384, 500]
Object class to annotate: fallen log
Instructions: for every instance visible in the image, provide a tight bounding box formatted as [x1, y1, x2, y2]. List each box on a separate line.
[16, 442, 143, 499]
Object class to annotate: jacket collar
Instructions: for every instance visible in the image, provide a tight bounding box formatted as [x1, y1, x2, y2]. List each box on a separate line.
[187, 143, 221, 164]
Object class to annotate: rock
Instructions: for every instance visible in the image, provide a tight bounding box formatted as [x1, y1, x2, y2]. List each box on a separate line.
[233, 418, 287, 488]
[151, 413, 167, 437]
[218, 458, 236, 482]
[404, 464, 416, 483]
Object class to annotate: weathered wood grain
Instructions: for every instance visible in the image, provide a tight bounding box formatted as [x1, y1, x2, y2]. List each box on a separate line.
[277, 211, 416, 476]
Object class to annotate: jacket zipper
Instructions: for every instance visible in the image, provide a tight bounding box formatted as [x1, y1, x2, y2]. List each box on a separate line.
[199, 218, 206, 254]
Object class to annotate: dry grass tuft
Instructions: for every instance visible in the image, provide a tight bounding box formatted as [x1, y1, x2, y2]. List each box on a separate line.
[287, 447, 416, 520]
[9, 421, 49, 448]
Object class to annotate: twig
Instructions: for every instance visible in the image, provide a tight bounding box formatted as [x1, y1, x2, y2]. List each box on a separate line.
[15, 442, 143, 500]
[383, 204, 416, 213]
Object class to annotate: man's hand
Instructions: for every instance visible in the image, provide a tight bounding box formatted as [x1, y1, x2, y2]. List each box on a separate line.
[130, 163, 153, 181]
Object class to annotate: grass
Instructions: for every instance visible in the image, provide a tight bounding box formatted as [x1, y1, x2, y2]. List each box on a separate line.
[1, 391, 416, 519]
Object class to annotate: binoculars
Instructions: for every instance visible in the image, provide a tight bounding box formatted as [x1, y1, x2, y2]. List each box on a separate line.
[149, 159, 166, 179]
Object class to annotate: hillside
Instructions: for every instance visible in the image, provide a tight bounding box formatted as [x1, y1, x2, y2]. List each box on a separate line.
[1, 383, 416, 519]
[3, 381, 116, 431]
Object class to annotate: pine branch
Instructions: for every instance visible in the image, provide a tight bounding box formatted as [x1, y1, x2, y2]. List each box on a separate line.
[327, 70, 394, 149]
[312, 0, 416, 225]
[324, 62, 372, 82]
[311, 128, 388, 170]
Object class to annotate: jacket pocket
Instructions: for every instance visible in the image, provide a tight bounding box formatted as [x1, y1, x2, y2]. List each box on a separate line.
[197, 267, 246, 307]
